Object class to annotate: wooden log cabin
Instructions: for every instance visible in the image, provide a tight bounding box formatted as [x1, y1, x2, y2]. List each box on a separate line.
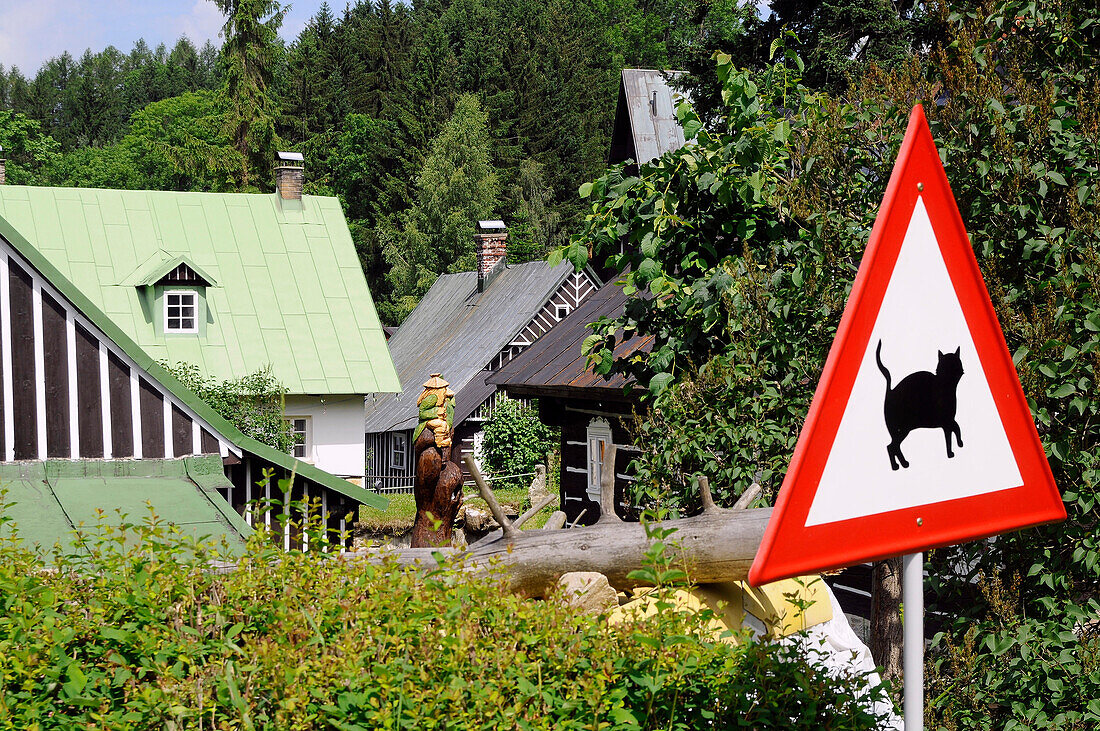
[488, 277, 652, 524]
[364, 221, 599, 491]
[0, 208, 386, 550]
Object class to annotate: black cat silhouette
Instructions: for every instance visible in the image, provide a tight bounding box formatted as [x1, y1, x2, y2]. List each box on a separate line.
[875, 340, 964, 471]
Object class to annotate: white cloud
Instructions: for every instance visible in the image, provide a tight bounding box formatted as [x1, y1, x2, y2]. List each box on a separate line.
[0, 0, 91, 72]
[176, 0, 226, 47]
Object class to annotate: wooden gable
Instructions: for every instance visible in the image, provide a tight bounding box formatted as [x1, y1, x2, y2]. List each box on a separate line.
[156, 261, 213, 287]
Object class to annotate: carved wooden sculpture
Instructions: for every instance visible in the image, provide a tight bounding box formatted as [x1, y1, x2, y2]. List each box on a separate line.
[410, 374, 464, 547]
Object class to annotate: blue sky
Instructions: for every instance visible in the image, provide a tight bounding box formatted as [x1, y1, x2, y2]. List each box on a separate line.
[0, 1, 335, 74]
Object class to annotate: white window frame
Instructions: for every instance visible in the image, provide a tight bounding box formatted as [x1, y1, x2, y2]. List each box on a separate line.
[164, 290, 199, 333]
[554, 303, 570, 321]
[392, 432, 408, 471]
[288, 416, 312, 461]
[586, 417, 613, 502]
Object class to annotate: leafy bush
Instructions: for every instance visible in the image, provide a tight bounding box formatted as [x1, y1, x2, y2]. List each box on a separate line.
[560, 2, 1100, 724]
[162, 361, 295, 453]
[0, 498, 888, 729]
[629, 355, 796, 515]
[481, 397, 558, 492]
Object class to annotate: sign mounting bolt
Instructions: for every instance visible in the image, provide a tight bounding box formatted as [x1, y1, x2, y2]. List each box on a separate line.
[917, 183, 924, 191]
[917, 517, 923, 526]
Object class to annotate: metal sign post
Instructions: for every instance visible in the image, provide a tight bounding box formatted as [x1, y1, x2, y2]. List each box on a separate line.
[903, 552, 923, 731]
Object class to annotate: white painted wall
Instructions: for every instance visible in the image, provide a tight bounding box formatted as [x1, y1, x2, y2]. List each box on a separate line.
[284, 395, 366, 479]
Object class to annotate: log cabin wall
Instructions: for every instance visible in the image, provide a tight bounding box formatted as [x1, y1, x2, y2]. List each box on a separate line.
[540, 397, 636, 526]
[0, 233, 358, 551]
[365, 428, 414, 492]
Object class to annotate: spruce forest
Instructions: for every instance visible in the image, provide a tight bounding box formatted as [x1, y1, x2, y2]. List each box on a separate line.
[0, 0, 929, 323]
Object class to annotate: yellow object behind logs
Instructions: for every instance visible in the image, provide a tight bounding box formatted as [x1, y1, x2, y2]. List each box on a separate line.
[609, 575, 831, 644]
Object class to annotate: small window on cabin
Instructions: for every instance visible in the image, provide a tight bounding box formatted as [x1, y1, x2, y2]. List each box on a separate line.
[554, 304, 571, 321]
[586, 418, 613, 502]
[392, 432, 408, 471]
[164, 291, 198, 333]
[288, 417, 311, 460]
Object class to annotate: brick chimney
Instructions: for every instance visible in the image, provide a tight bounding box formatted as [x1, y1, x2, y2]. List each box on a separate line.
[0, 146, 6, 185]
[275, 151, 303, 201]
[475, 220, 508, 292]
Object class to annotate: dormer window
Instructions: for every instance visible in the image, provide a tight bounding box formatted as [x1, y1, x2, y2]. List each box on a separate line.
[123, 254, 217, 337]
[165, 291, 198, 333]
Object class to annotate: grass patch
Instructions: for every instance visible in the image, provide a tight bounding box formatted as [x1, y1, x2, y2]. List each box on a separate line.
[358, 484, 559, 534]
[358, 492, 418, 534]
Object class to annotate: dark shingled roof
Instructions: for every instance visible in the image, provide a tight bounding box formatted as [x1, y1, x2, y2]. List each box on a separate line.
[488, 275, 652, 400]
[364, 261, 576, 433]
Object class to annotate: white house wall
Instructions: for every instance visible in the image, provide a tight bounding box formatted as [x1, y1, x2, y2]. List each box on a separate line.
[285, 394, 366, 480]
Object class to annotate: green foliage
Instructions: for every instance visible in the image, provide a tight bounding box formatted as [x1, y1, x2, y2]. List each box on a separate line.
[0, 110, 60, 184]
[162, 362, 294, 453]
[507, 158, 565, 263]
[122, 90, 241, 190]
[0, 495, 887, 729]
[1, 38, 219, 152]
[381, 93, 499, 322]
[927, 574, 1100, 730]
[481, 397, 558, 492]
[43, 143, 144, 190]
[559, 38, 848, 503]
[629, 356, 797, 515]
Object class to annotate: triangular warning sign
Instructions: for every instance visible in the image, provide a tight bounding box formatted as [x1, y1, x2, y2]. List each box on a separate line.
[749, 105, 1065, 586]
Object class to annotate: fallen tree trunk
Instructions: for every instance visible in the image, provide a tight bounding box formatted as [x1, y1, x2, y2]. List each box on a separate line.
[344, 448, 771, 597]
[345, 508, 771, 596]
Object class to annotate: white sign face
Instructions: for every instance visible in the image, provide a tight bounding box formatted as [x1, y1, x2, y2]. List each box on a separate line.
[805, 198, 1023, 526]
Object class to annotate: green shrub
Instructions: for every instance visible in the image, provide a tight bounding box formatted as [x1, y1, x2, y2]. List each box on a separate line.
[0, 497, 887, 729]
[481, 397, 558, 492]
[162, 361, 295, 453]
[629, 355, 795, 515]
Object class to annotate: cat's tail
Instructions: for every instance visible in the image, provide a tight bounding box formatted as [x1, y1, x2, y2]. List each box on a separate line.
[875, 340, 891, 390]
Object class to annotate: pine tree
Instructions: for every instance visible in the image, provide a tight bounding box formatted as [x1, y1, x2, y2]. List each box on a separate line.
[382, 93, 498, 323]
[213, 0, 287, 189]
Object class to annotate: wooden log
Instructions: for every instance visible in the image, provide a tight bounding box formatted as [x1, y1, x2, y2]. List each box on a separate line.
[344, 506, 773, 597]
[542, 511, 567, 531]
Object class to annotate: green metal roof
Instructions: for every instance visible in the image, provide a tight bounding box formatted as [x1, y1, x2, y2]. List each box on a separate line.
[0, 209, 388, 511]
[0, 185, 400, 396]
[0, 456, 252, 553]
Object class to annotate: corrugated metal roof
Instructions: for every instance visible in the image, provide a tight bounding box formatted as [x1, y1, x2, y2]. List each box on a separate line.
[0, 456, 251, 552]
[364, 261, 574, 433]
[0, 185, 399, 396]
[609, 69, 688, 166]
[488, 275, 652, 399]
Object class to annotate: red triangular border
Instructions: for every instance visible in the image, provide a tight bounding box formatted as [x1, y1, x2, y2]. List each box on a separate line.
[748, 105, 1065, 586]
